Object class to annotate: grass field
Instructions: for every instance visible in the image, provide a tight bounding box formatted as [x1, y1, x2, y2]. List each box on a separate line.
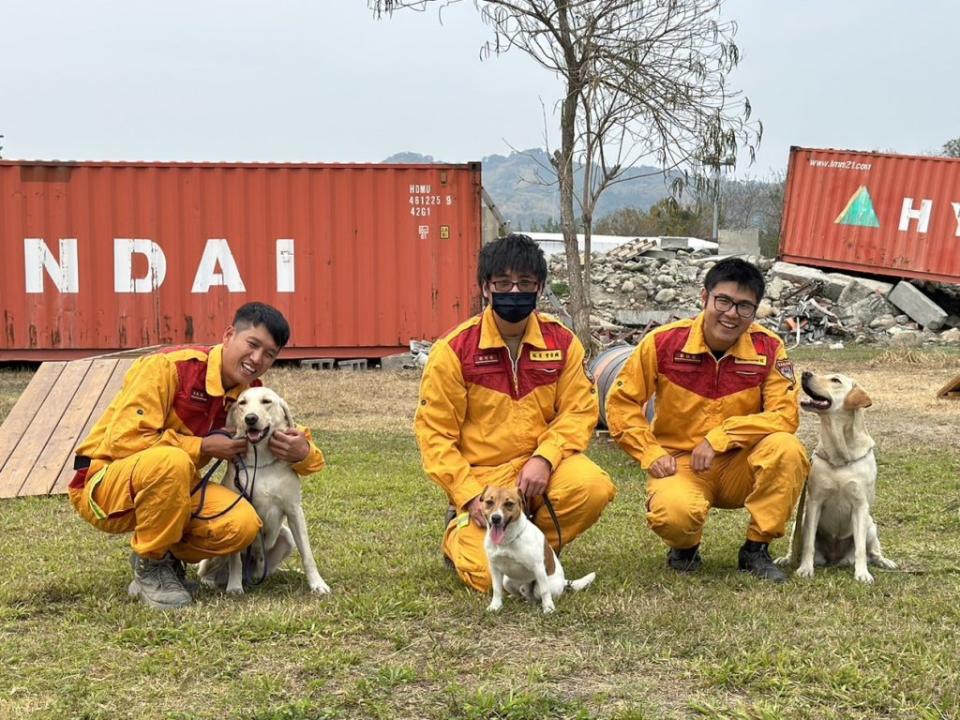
[0, 347, 959, 719]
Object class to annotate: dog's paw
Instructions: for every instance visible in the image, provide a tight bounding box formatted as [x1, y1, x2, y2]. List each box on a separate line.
[486, 600, 503, 612]
[873, 557, 897, 571]
[200, 575, 219, 589]
[773, 555, 791, 568]
[541, 601, 556, 615]
[310, 580, 332, 595]
[794, 564, 815, 579]
[854, 568, 875, 584]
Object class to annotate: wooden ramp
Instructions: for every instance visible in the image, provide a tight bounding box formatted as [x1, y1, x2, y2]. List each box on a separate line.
[937, 371, 960, 399]
[0, 358, 134, 499]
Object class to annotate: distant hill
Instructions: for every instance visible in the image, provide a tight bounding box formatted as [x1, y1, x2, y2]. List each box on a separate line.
[383, 149, 677, 230]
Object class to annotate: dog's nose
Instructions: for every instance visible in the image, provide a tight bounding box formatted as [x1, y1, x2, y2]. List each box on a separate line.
[244, 413, 258, 426]
[490, 513, 503, 526]
[801, 371, 811, 380]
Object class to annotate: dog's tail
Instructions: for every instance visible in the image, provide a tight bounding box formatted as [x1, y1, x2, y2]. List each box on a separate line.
[565, 571, 596, 592]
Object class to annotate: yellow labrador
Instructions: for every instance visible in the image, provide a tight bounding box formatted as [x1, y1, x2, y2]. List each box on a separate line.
[786, 371, 897, 583]
[197, 386, 330, 595]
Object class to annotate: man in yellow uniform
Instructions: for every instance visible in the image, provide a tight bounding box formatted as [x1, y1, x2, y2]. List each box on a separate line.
[69, 302, 326, 610]
[415, 233, 615, 592]
[606, 258, 808, 582]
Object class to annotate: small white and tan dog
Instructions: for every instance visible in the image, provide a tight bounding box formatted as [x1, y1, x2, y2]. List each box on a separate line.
[787, 371, 897, 584]
[481, 485, 595, 614]
[197, 386, 330, 595]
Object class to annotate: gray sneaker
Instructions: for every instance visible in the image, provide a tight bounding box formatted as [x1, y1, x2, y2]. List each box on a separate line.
[127, 552, 193, 609]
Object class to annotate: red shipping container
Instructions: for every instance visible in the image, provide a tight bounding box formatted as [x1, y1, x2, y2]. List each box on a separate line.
[0, 161, 483, 360]
[780, 147, 960, 284]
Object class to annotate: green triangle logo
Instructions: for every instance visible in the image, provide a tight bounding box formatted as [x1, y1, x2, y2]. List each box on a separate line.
[835, 185, 880, 227]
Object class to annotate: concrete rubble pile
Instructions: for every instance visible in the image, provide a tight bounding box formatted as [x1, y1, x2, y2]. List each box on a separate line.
[544, 237, 960, 348]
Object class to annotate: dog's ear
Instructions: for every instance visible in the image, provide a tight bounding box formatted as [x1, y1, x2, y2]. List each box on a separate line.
[227, 396, 242, 436]
[279, 397, 295, 429]
[478, 485, 490, 504]
[844, 385, 872, 410]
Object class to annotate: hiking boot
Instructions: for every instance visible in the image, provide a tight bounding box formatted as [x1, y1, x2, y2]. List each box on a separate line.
[172, 557, 200, 596]
[667, 544, 702, 572]
[127, 552, 194, 609]
[738, 541, 787, 583]
[128, 551, 198, 594]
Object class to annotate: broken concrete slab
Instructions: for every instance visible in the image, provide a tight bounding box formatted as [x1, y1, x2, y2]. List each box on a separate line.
[770, 262, 851, 301]
[839, 294, 896, 327]
[887, 281, 948, 330]
[837, 279, 887, 307]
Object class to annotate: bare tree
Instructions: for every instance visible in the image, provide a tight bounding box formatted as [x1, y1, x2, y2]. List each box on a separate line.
[372, 0, 759, 352]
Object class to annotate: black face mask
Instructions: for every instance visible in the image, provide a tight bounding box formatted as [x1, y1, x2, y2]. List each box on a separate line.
[491, 292, 538, 324]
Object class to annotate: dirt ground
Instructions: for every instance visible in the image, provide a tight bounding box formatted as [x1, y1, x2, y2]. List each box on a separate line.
[2, 349, 957, 454]
[266, 350, 960, 453]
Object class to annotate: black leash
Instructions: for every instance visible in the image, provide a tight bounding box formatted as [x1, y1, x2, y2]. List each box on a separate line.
[191, 429, 269, 587]
[527, 495, 563, 557]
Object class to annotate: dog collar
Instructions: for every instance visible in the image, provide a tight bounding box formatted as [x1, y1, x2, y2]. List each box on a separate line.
[813, 444, 875, 468]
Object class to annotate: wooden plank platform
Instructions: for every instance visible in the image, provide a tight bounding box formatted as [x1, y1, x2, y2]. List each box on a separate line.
[937, 371, 960, 399]
[0, 358, 134, 499]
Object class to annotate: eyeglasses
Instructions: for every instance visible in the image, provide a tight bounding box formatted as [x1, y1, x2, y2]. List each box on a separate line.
[711, 293, 758, 319]
[489, 279, 540, 292]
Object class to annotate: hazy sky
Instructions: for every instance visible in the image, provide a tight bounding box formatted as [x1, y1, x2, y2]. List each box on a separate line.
[2, 1, 957, 178]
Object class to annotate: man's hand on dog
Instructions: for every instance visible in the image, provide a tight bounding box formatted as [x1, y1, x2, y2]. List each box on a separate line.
[201, 433, 248, 460]
[517, 456, 552, 503]
[269, 428, 310, 463]
[467, 496, 486, 528]
[648, 454, 677, 478]
[691, 439, 716, 474]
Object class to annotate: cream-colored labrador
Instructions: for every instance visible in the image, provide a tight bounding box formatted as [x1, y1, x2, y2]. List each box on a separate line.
[783, 371, 896, 584]
[197, 386, 330, 595]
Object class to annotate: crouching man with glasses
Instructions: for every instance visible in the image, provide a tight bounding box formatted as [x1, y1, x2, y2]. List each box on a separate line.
[414, 233, 615, 592]
[606, 258, 808, 582]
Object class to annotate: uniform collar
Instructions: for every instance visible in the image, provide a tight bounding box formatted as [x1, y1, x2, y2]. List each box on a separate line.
[206, 344, 246, 399]
[681, 313, 762, 362]
[478, 306, 547, 351]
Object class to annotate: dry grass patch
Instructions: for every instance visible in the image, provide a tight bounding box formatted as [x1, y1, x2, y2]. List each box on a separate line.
[790, 351, 960, 451]
[266, 366, 421, 432]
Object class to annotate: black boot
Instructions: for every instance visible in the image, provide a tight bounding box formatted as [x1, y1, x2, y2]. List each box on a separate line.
[666, 544, 702, 572]
[738, 540, 787, 582]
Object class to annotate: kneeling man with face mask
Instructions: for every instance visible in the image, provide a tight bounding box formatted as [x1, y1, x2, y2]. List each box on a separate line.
[414, 233, 616, 591]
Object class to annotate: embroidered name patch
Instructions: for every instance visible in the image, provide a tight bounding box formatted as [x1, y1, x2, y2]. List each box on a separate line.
[776, 359, 796, 385]
[530, 350, 563, 362]
[734, 356, 768, 366]
[190, 390, 208, 403]
[673, 352, 702, 364]
[474, 353, 499, 366]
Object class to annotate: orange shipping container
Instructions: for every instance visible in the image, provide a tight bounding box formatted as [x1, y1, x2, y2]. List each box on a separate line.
[0, 161, 483, 360]
[780, 147, 960, 283]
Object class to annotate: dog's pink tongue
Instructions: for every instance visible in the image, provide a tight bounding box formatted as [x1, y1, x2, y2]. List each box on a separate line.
[489, 525, 505, 546]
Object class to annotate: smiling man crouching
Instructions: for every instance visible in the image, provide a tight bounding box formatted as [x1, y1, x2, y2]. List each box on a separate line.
[68, 302, 325, 609]
[606, 258, 809, 582]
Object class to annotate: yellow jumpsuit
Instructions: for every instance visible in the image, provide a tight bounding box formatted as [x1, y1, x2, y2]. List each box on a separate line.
[606, 314, 808, 549]
[415, 307, 616, 591]
[69, 344, 325, 562]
